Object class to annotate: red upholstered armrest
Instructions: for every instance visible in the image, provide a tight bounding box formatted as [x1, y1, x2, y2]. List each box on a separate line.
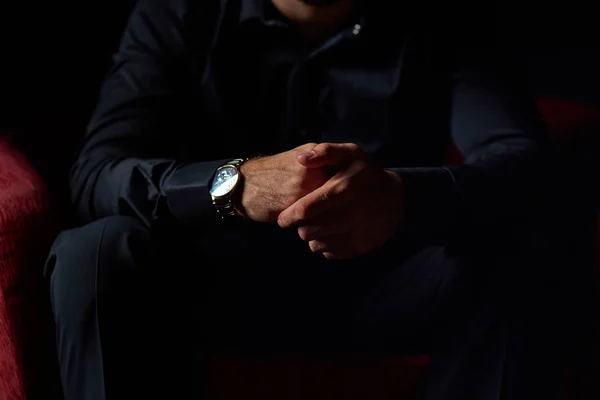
[536, 97, 600, 141]
[536, 97, 600, 263]
[0, 135, 54, 399]
[445, 97, 600, 269]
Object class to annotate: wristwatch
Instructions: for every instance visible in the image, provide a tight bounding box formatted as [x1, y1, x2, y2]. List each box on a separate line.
[209, 158, 249, 218]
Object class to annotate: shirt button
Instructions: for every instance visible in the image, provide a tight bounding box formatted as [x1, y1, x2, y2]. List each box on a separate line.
[352, 24, 361, 36]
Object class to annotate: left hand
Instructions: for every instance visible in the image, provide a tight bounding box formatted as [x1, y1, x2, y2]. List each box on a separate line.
[277, 143, 404, 260]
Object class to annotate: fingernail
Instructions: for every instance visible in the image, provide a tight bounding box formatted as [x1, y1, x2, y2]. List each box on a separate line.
[298, 151, 316, 160]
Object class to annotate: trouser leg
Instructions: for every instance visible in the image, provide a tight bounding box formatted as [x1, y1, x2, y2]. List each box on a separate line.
[46, 214, 594, 400]
[45, 216, 200, 400]
[500, 205, 596, 400]
[422, 208, 595, 400]
[340, 244, 509, 400]
[423, 247, 510, 400]
[45, 217, 302, 399]
[222, 228, 592, 400]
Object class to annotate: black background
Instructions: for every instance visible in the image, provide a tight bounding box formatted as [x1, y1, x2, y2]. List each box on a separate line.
[1, 1, 599, 124]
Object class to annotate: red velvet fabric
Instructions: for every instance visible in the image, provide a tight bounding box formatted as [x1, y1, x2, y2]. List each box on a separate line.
[207, 355, 429, 400]
[536, 97, 600, 268]
[0, 136, 51, 399]
[536, 97, 600, 140]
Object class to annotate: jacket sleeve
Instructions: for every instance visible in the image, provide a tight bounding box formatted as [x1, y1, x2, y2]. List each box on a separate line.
[70, 0, 227, 227]
[390, 46, 552, 245]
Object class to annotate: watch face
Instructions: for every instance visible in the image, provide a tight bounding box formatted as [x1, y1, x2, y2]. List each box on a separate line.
[210, 166, 239, 197]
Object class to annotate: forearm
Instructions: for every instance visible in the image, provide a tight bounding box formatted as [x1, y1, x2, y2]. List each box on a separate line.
[69, 89, 227, 226]
[70, 154, 228, 226]
[390, 44, 552, 246]
[68, 0, 227, 226]
[390, 146, 548, 245]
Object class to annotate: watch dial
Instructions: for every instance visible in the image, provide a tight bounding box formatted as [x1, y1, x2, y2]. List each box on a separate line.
[210, 167, 239, 197]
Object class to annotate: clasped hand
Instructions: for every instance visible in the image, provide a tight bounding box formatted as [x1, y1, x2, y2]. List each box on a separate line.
[278, 143, 404, 259]
[238, 142, 403, 259]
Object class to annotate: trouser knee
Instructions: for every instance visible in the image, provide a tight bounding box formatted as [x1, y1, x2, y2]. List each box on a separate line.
[46, 216, 152, 329]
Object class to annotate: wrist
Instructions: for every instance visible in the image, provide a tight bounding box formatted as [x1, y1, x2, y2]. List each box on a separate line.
[231, 172, 246, 217]
[232, 156, 263, 218]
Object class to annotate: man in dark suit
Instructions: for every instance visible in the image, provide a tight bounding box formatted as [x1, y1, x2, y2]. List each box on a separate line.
[45, 0, 592, 398]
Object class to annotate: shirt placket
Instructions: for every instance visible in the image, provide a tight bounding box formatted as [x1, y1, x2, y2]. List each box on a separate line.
[281, 21, 364, 149]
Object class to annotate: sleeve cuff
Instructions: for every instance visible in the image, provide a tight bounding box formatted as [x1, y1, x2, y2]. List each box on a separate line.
[163, 160, 229, 225]
[389, 167, 462, 244]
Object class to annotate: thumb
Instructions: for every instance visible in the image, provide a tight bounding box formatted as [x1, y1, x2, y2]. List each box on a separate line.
[297, 142, 362, 168]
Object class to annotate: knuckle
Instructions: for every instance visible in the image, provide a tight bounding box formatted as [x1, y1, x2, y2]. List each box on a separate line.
[317, 142, 332, 155]
[347, 143, 364, 157]
[299, 142, 318, 152]
[333, 181, 349, 195]
[318, 191, 331, 203]
[294, 204, 308, 221]
[347, 143, 360, 151]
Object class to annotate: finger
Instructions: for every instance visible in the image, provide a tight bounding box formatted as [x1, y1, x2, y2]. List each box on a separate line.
[322, 252, 353, 260]
[278, 179, 345, 228]
[308, 239, 356, 260]
[297, 142, 362, 168]
[322, 245, 361, 260]
[297, 215, 350, 242]
[296, 151, 317, 164]
[307, 237, 348, 253]
[308, 239, 330, 253]
[320, 232, 368, 260]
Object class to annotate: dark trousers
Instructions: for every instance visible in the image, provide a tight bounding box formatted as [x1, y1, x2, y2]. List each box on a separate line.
[45, 212, 594, 400]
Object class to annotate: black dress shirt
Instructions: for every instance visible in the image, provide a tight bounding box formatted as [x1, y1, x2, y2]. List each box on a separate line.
[71, 0, 550, 244]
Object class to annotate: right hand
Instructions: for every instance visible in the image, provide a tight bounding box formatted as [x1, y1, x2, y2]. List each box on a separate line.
[235, 143, 329, 223]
